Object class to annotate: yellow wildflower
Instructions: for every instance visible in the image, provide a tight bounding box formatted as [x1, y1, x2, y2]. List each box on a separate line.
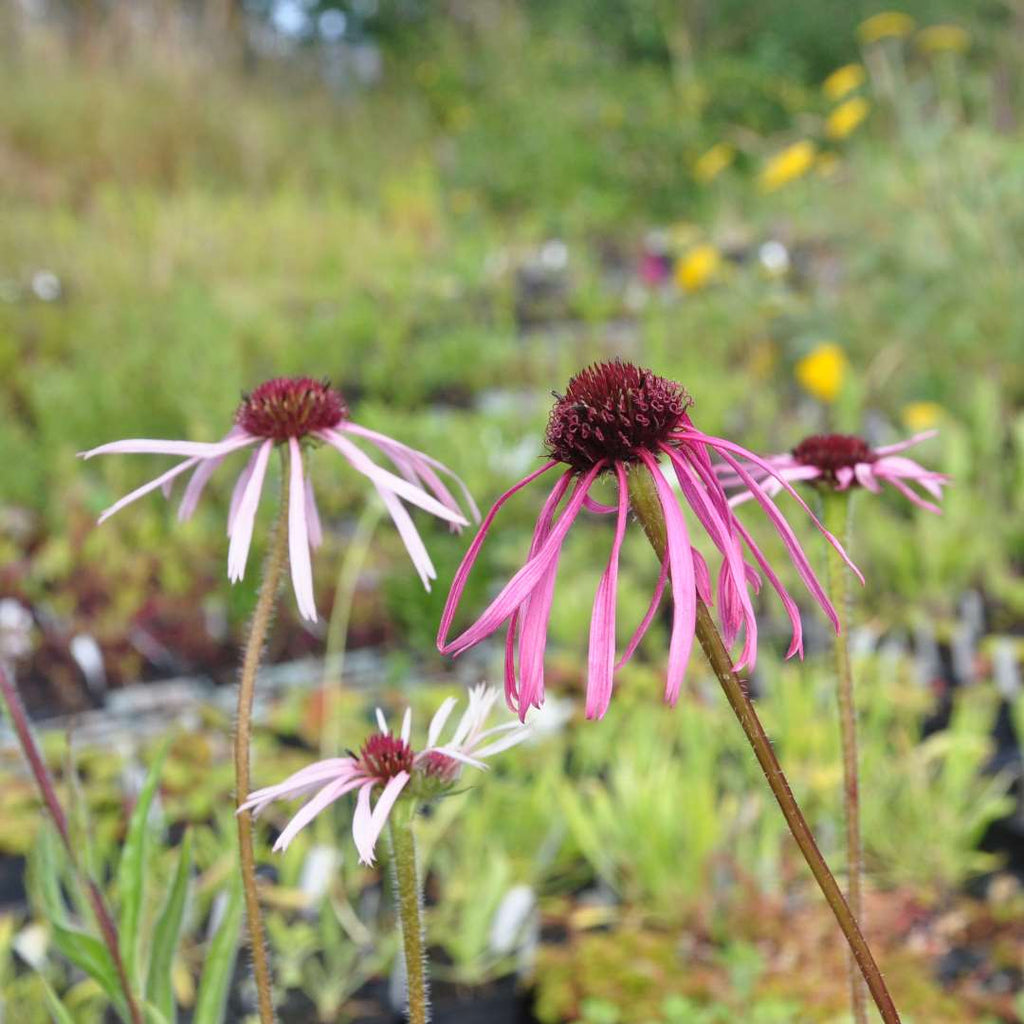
[859, 11, 916, 44]
[825, 97, 871, 140]
[675, 245, 721, 292]
[796, 343, 848, 403]
[917, 24, 970, 55]
[693, 143, 735, 184]
[822, 63, 866, 101]
[759, 141, 817, 192]
[901, 401, 945, 432]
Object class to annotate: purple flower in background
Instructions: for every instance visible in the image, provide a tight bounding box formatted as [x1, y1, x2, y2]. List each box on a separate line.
[716, 431, 949, 513]
[438, 360, 860, 722]
[239, 685, 528, 863]
[80, 377, 476, 621]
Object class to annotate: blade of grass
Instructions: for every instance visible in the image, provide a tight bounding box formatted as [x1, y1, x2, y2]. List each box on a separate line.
[193, 879, 243, 1024]
[118, 741, 171, 989]
[146, 829, 193, 1023]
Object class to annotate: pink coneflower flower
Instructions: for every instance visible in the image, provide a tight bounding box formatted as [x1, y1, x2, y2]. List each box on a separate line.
[718, 431, 949, 513]
[79, 377, 475, 621]
[239, 685, 528, 863]
[437, 360, 860, 721]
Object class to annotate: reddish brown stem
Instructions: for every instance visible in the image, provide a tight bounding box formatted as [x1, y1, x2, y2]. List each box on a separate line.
[0, 664, 143, 1024]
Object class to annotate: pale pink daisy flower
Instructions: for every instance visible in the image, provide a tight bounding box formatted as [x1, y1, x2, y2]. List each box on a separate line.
[716, 431, 949, 514]
[438, 360, 861, 721]
[79, 377, 476, 622]
[239, 684, 528, 863]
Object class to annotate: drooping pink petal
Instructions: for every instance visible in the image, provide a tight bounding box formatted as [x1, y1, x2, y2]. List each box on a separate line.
[318, 430, 467, 525]
[240, 759, 364, 814]
[709, 446, 842, 633]
[227, 440, 273, 583]
[639, 452, 696, 706]
[854, 462, 881, 492]
[436, 461, 559, 651]
[288, 439, 317, 621]
[836, 467, 855, 491]
[874, 456, 949, 499]
[682, 430, 863, 583]
[882, 475, 943, 514]
[179, 457, 224, 522]
[305, 475, 323, 549]
[585, 463, 629, 720]
[442, 464, 602, 658]
[665, 446, 758, 670]
[616, 550, 669, 670]
[872, 430, 938, 457]
[228, 449, 259, 535]
[374, 482, 437, 591]
[515, 472, 574, 717]
[583, 494, 618, 515]
[692, 548, 712, 605]
[726, 465, 820, 506]
[95, 458, 200, 524]
[339, 421, 480, 522]
[504, 613, 519, 706]
[353, 772, 410, 865]
[427, 697, 459, 748]
[80, 434, 258, 461]
[730, 515, 804, 659]
[272, 774, 367, 852]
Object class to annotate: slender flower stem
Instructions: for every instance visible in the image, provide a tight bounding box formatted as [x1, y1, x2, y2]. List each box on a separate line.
[388, 810, 429, 1024]
[0, 665, 143, 1024]
[236, 466, 291, 1024]
[626, 464, 900, 1024]
[821, 488, 868, 1024]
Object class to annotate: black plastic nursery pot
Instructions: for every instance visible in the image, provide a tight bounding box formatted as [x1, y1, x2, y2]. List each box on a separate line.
[348, 976, 538, 1024]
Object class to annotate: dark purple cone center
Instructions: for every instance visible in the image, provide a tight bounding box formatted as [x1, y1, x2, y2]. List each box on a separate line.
[358, 733, 415, 781]
[792, 434, 876, 477]
[237, 377, 347, 442]
[545, 360, 692, 472]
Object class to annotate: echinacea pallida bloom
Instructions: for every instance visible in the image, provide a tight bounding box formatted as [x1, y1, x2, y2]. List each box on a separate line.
[239, 685, 528, 863]
[438, 360, 860, 721]
[79, 377, 476, 621]
[718, 431, 949, 513]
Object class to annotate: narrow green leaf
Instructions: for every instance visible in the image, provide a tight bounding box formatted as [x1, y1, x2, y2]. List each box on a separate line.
[193, 879, 243, 1024]
[144, 1001, 172, 1024]
[51, 922, 125, 1014]
[145, 829, 193, 1023]
[36, 971, 76, 1024]
[118, 741, 170, 988]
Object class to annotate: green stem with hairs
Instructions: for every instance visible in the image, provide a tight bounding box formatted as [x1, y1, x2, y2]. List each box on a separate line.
[235, 462, 291, 1024]
[388, 809, 429, 1024]
[821, 488, 868, 1024]
[626, 464, 900, 1024]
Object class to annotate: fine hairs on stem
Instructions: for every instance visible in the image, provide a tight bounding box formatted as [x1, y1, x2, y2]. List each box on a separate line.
[0, 664, 144, 1024]
[235, 454, 292, 1024]
[625, 464, 901, 1024]
[822, 488, 868, 1024]
[389, 811, 430, 1024]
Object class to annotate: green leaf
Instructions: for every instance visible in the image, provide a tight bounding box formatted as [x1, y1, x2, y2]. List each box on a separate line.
[144, 1002, 172, 1024]
[193, 879, 243, 1024]
[118, 741, 170, 988]
[51, 922, 126, 1015]
[36, 971, 76, 1024]
[146, 829, 193, 1024]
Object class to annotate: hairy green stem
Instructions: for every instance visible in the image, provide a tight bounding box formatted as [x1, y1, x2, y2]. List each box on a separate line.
[822, 488, 868, 1024]
[626, 464, 900, 1024]
[389, 810, 429, 1024]
[235, 467, 290, 1024]
[0, 664, 143, 1024]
